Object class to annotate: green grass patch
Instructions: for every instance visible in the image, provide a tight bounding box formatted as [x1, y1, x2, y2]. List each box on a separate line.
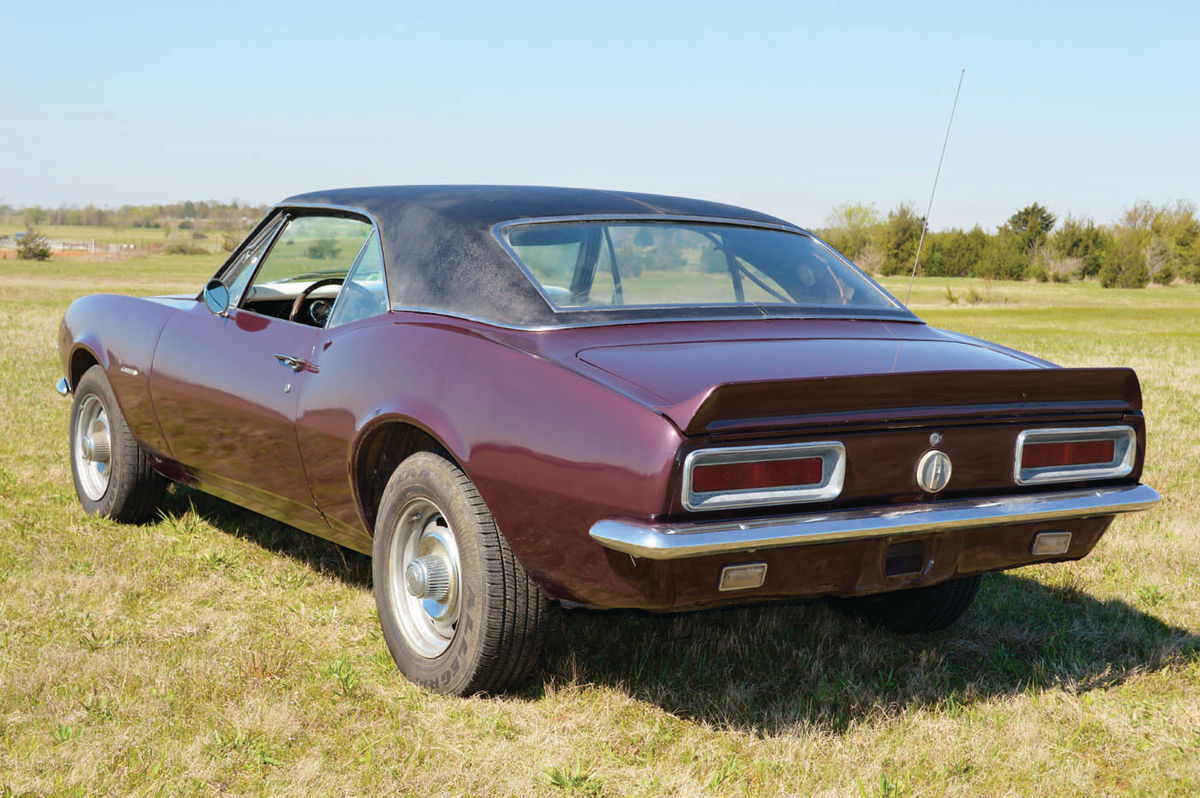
[1, 261, 1197, 795]
[0, 222, 220, 247]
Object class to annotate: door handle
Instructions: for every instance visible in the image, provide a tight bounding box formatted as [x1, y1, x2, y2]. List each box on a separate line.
[274, 353, 306, 372]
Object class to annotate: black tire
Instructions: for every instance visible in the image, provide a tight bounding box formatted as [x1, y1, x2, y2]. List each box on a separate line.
[372, 451, 549, 695]
[829, 574, 982, 634]
[69, 365, 167, 522]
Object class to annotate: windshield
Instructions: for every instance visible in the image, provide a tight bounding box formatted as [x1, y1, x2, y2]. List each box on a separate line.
[502, 221, 901, 313]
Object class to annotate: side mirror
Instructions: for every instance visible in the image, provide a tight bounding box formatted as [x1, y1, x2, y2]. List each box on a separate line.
[203, 279, 230, 317]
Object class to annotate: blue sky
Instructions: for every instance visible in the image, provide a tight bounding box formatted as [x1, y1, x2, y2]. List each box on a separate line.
[1, 1, 1195, 230]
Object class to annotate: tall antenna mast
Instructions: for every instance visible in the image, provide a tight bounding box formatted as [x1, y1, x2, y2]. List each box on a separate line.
[905, 68, 965, 305]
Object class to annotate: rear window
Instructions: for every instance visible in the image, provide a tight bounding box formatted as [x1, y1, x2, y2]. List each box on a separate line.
[502, 221, 900, 313]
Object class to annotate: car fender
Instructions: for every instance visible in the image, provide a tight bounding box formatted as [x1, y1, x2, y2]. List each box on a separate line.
[353, 401, 469, 469]
[59, 294, 183, 458]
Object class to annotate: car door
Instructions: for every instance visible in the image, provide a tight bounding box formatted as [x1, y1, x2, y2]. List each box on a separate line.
[291, 230, 395, 551]
[150, 211, 373, 531]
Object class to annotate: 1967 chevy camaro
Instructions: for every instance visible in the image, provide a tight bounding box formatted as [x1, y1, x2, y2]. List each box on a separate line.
[56, 185, 1159, 695]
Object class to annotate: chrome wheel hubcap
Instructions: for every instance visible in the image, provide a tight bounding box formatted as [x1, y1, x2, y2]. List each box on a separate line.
[74, 395, 111, 501]
[389, 498, 461, 658]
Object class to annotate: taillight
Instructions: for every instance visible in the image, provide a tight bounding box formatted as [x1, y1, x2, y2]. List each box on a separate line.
[691, 457, 823, 493]
[1014, 426, 1135, 485]
[683, 442, 844, 511]
[1021, 439, 1115, 470]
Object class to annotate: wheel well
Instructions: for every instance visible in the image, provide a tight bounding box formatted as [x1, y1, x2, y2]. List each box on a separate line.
[70, 347, 100, 388]
[355, 421, 455, 532]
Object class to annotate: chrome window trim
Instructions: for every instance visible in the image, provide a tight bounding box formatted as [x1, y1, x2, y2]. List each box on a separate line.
[682, 441, 846, 512]
[382, 304, 925, 332]
[210, 213, 287, 306]
[491, 215, 910, 318]
[498, 212, 807, 234]
[1013, 425, 1136, 485]
[272, 201, 383, 230]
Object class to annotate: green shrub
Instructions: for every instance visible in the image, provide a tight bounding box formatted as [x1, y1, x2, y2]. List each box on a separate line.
[1152, 263, 1174, 285]
[974, 230, 1027, 280]
[1050, 216, 1109, 278]
[922, 227, 987, 277]
[163, 242, 209, 255]
[1099, 232, 1149, 288]
[820, 202, 881, 263]
[876, 203, 924, 276]
[16, 227, 51, 260]
[307, 239, 340, 260]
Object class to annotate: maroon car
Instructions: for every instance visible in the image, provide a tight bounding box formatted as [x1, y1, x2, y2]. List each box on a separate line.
[56, 186, 1159, 695]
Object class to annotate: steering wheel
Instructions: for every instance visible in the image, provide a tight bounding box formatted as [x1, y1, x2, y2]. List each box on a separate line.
[289, 277, 345, 323]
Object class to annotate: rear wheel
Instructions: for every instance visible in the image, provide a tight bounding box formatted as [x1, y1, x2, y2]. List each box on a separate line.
[830, 574, 982, 634]
[69, 365, 166, 522]
[372, 452, 549, 695]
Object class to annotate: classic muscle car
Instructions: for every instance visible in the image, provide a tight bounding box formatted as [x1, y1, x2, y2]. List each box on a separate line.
[56, 186, 1160, 695]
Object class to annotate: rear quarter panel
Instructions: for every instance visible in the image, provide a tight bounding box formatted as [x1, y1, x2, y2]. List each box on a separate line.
[296, 314, 685, 605]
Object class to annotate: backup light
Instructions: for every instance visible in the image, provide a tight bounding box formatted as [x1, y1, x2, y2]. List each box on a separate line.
[1031, 531, 1073, 556]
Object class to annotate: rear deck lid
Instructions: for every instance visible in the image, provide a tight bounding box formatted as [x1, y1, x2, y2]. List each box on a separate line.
[575, 336, 1140, 434]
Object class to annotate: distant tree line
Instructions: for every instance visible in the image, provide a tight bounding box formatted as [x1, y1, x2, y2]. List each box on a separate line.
[0, 200, 272, 258]
[819, 200, 1200, 288]
[0, 200, 274, 258]
[0, 199, 269, 232]
[5, 198, 1198, 286]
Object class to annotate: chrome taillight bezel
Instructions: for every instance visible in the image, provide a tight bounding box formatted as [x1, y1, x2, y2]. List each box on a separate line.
[1013, 425, 1136, 486]
[682, 441, 845, 511]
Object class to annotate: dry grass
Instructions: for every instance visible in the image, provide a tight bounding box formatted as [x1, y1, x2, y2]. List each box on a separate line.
[1, 259, 1197, 796]
[0, 223, 226, 248]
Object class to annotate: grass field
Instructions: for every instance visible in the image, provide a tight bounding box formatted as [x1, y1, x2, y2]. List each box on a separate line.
[0, 223, 230, 249]
[1, 257, 1197, 796]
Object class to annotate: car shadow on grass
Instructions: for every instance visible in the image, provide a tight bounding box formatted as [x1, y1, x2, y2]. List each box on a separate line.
[156, 488, 1196, 734]
[538, 573, 1199, 734]
[160, 485, 372, 588]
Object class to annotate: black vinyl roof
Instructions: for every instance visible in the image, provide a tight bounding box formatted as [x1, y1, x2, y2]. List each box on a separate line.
[284, 184, 796, 231]
[279, 185, 909, 328]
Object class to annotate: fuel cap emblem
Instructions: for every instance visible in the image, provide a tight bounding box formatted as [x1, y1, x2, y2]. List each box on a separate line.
[917, 450, 952, 493]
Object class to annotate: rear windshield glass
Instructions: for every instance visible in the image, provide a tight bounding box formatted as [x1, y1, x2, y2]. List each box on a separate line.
[502, 221, 901, 313]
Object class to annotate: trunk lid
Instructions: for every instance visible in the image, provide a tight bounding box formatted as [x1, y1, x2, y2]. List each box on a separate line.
[574, 332, 1140, 434]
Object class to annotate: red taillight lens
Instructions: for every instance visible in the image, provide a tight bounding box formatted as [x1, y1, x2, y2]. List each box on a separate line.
[1014, 426, 1135, 486]
[691, 457, 823, 493]
[1021, 439, 1115, 470]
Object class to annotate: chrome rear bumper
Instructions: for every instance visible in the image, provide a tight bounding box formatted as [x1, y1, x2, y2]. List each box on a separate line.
[589, 483, 1160, 560]
[55, 377, 71, 396]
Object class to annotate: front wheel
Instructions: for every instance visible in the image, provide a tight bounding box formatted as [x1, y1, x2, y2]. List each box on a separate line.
[829, 574, 982, 634]
[69, 365, 166, 522]
[372, 452, 549, 695]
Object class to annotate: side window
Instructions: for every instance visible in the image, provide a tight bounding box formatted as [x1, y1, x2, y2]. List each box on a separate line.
[327, 231, 390, 328]
[221, 216, 285, 306]
[511, 238, 581, 305]
[240, 215, 372, 325]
